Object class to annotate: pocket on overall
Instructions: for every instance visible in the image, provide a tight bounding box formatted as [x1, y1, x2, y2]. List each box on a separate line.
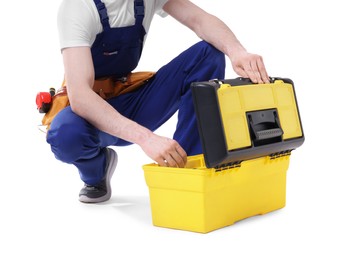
[99, 41, 143, 77]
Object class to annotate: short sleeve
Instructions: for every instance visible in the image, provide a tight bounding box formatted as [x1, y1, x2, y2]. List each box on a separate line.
[57, 0, 99, 50]
[155, 0, 169, 17]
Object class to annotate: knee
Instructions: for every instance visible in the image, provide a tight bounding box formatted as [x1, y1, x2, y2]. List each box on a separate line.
[197, 41, 226, 66]
[46, 109, 99, 163]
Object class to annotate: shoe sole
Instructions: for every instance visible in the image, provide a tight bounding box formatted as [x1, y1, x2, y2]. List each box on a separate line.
[79, 148, 118, 203]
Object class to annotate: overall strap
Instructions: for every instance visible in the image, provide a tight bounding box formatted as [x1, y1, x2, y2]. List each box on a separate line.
[93, 0, 145, 30]
[134, 0, 145, 26]
[93, 0, 110, 30]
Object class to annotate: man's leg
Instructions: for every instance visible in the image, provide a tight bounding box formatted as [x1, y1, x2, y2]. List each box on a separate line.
[46, 41, 225, 199]
[108, 41, 226, 155]
[47, 107, 119, 203]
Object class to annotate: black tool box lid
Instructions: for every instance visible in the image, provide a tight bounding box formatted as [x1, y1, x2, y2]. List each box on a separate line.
[191, 77, 305, 168]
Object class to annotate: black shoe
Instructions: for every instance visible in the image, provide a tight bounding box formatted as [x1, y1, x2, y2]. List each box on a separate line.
[79, 148, 118, 203]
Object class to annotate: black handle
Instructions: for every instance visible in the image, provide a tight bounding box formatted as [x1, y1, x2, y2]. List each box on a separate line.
[247, 109, 284, 146]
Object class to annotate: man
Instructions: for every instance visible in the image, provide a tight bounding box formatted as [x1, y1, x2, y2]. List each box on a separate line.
[47, 0, 270, 203]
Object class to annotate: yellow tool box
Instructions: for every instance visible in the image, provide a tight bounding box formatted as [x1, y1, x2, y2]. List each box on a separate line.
[143, 77, 304, 233]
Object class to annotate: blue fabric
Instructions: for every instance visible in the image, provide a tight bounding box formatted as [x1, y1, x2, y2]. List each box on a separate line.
[47, 41, 225, 185]
[91, 0, 146, 78]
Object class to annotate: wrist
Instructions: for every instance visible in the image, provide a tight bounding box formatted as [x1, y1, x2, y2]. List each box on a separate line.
[133, 126, 154, 147]
[224, 43, 246, 60]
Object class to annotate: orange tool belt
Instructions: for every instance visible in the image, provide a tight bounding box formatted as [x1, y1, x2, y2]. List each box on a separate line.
[38, 71, 155, 130]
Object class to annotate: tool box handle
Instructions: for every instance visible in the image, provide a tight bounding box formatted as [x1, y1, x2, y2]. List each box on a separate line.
[247, 109, 284, 146]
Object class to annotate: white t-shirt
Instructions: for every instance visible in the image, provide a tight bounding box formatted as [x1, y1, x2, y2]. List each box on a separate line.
[57, 0, 169, 50]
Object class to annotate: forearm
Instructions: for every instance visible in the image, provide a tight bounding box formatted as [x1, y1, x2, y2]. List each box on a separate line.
[193, 13, 247, 59]
[164, 0, 269, 83]
[70, 89, 186, 167]
[62, 47, 152, 146]
[164, 0, 246, 59]
[70, 88, 152, 146]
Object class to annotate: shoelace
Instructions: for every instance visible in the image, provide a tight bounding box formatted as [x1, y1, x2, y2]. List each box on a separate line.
[84, 184, 100, 191]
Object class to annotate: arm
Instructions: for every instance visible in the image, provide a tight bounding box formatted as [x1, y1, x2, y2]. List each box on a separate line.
[163, 0, 270, 83]
[62, 47, 187, 167]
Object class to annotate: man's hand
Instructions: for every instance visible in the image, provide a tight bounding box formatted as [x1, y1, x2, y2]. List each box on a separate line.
[229, 50, 270, 84]
[140, 133, 187, 168]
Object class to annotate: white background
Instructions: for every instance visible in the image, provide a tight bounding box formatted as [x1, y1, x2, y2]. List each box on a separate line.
[1, 0, 343, 259]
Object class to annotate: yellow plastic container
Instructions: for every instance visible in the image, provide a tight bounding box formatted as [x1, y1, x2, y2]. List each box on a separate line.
[143, 153, 290, 233]
[143, 77, 303, 233]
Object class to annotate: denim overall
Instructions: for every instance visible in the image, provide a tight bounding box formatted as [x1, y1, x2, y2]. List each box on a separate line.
[92, 0, 145, 78]
[47, 0, 226, 185]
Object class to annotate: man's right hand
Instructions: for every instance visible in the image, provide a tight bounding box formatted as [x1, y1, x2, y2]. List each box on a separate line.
[140, 133, 187, 168]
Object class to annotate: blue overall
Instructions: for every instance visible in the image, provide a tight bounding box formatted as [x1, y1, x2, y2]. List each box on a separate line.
[47, 0, 226, 185]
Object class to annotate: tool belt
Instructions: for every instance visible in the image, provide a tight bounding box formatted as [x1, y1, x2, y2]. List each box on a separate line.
[93, 71, 155, 99]
[40, 71, 155, 130]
